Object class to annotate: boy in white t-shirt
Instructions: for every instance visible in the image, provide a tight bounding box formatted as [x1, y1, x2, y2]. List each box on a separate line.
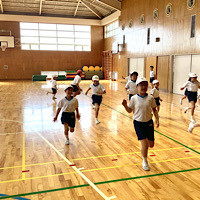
[150, 80, 163, 113]
[85, 75, 106, 125]
[53, 85, 80, 145]
[46, 75, 57, 99]
[71, 70, 83, 97]
[125, 71, 138, 100]
[122, 72, 131, 82]
[150, 66, 156, 88]
[122, 77, 159, 171]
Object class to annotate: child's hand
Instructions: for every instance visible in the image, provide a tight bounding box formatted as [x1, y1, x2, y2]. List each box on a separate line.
[155, 119, 159, 128]
[85, 92, 88, 95]
[53, 116, 57, 122]
[160, 98, 163, 102]
[122, 99, 127, 107]
[180, 87, 184, 90]
[77, 113, 81, 120]
[80, 88, 83, 91]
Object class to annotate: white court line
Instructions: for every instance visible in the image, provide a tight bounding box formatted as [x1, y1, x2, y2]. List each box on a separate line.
[36, 131, 117, 200]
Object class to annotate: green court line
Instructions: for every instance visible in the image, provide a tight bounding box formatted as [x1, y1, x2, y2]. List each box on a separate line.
[1, 167, 200, 199]
[101, 102, 200, 155]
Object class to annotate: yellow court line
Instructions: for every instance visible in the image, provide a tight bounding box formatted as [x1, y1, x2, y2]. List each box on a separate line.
[1, 155, 200, 184]
[1, 145, 200, 171]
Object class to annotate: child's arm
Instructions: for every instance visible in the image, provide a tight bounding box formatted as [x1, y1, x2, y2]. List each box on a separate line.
[159, 96, 163, 102]
[85, 88, 91, 95]
[122, 99, 132, 113]
[152, 107, 159, 128]
[75, 108, 80, 120]
[53, 108, 61, 122]
[77, 84, 82, 91]
[181, 82, 188, 90]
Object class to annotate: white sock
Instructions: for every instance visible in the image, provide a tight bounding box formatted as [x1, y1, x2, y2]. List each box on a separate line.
[142, 157, 148, 165]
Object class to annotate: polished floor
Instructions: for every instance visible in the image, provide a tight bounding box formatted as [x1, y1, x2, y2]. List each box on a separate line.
[0, 80, 200, 200]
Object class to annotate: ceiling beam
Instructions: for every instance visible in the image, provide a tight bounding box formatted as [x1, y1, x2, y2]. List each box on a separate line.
[39, 0, 43, 15]
[81, 0, 103, 19]
[74, 0, 81, 16]
[0, 0, 4, 13]
[97, 0, 121, 11]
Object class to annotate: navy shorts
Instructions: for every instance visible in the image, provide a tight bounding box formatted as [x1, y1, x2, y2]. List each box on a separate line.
[61, 112, 75, 127]
[52, 88, 57, 94]
[133, 119, 154, 141]
[154, 97, 160, 106]
[71, 84, 79, 92]
[187, 91, 197, 103]
[92, 94, 102, 105]
[184, 88, 188, 96]
[150, 77, 154, 83]
[129, 94, 133, 100]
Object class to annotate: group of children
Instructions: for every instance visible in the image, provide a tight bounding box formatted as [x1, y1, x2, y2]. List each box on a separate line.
[47, 65, 200, 171]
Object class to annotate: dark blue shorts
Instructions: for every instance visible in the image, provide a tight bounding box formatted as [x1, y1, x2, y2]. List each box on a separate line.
[71, 84, 79, 92]
[92, 94, 102, 105]
[154, 97, 160, 106]
[61, 112, 75, 127]
[129, 94, 133, 100]
[187, 91, 197, 103]
[150, 77, 154, 83]
[52, 88, 57, 94]
[184, 88, 188, 96]
[133, 119, 154, 141]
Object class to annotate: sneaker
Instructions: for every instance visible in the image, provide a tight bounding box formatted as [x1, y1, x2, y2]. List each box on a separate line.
[92, 105, 95, 109]
[65, 138, 69, 145]
[180, 98, 182, 105]
[52, 97, 57, 99]
[184, 107, 189, 113]
[188, 122, 194, 133]
[95, 119, 100, 124]
[142, 161, 150, 171]
[46, 91, 49, 95]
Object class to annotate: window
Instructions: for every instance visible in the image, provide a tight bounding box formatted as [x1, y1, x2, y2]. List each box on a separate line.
[104, 21, 119, 38]
[191, 15, 196, 38]
[187, 0, 195, 9]
[147, 28, 150, 45]
[166, 3, 172, 16]
[20, 22, 91, 51]
[153, 9, 158, 20]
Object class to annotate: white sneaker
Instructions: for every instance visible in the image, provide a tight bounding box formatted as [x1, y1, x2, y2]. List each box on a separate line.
[95, 119, 100, 124]
[184, 107, 189, 113]
[92, 105, 95, 109]
[65, 138, 69, 145]
[142, 161, 150, 171]
[188, 122, 194, 133]
[180, 98, 182, 105]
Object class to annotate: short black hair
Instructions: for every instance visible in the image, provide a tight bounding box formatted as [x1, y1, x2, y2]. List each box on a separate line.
[131, 71, 138, 76]
[150, 65, 154, 68]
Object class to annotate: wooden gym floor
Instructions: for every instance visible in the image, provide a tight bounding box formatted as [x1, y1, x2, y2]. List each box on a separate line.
[0, 80, 200, 200]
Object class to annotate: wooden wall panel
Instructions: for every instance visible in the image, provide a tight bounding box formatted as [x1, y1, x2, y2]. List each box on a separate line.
[157, 56, 170, 92]
[0, 22, 103, 80]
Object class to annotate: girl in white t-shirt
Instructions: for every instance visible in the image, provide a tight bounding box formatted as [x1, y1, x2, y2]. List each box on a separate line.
[122, 77, 159, 171]
[85, 75, 106, 125]
[150, 80, 163, 113]
[180, 72, 200, 123]
[53, 85, 80, 145]
[71, 70, 83, 97]
[46, 75, 57, 99]
[150, 66, 156, 88]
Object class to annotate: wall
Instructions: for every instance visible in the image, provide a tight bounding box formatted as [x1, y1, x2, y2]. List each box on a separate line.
[0, 21, 103, 80]
[104, 0, 200, 91]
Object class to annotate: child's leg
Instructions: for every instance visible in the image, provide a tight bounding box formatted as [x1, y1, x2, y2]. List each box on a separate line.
[157, 105, 160, 113]
[148, 140, 154, 148]
[182, 95, 187, 100]
[70, 127, 74, 133]
[188, 122, 200, 133]
[64, 123, 69, 140]
[95, 103, 100, 124]
[140, 138, 151, 170]
[190, 101, 196, 121]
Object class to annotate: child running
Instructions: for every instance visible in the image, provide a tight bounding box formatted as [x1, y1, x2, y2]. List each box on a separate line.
[46, 75, 57, 99]
[53, 85, 80, 145]
[180, 72, 200, 123]
[71, 70, 83, 97]
[125, 71, 138, 100]
[122, 77, 159, 171]
[85, 75, 106, 125]
[122, 72, 131, 82]
[150, 66, 156, 88]
[150, 80, 163, 113]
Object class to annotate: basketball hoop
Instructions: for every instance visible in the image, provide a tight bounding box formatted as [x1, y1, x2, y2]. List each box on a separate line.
[1, 46, 6, 51]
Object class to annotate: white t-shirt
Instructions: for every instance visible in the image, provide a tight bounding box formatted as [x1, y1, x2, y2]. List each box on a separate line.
[71, 75, 81, 85]
[58, 97, 78, 112]
[90, 83, 105, 96]
[182, 81, 200, 92]
[125, 80, 137, 95]
[150, 88, 159, 98]
[51, 80, 57, 89]
[150, 71, 155, 78]
[128, 94, 157, 122]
